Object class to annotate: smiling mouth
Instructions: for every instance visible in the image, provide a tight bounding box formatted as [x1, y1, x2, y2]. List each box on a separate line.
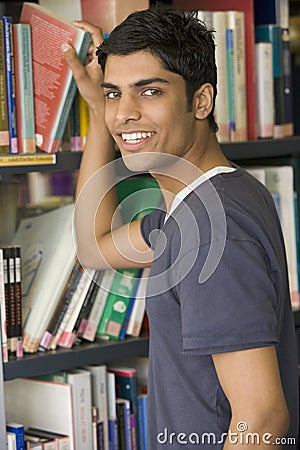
[121, 131, 154, 144]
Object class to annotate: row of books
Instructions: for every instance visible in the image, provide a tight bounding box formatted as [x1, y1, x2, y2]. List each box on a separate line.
[0, 2, 91, 155]
[4, 360, 148, 450]
[172, 0, 294, 142]
[5, 175, 161, 355]
[38, 263, 150, 352]
[196, 5, 293, 143]
[245, 164, 300, 310]
[0, 245, 23, 363]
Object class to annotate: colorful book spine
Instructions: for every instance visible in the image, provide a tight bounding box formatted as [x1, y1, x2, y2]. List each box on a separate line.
[39, 260, 82, 350]
[12, 23, 36, 153]
[226, 27, 235, 141]
[70, 91, 81, 151]
[6, 422, 25, 450]
[126, 267, 150, 338]
[107, 372, 118, 450]
[116, 398, 132, 450]
[97, 268, 141, 341]
[79, 93, 90, 150]
[137, 395, 147, 450]
[109, 366, 139, 450]
[2, 16, 18, 154]
[13, 245, 23, 358]
[83, 269, 115, 342]
[0, 20, 9, 154]
[119, 270, 143, 340]
[0, 248, 8, 362]
[255, 24, 285, 138]
[3, 246, 17, 356]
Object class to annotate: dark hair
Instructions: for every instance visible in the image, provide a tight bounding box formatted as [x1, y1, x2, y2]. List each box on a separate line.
[97, 6, 218, 133]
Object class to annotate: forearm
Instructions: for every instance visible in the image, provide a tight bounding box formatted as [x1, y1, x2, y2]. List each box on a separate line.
[74, 106, 120, 267]
[222, 413, 289, 449]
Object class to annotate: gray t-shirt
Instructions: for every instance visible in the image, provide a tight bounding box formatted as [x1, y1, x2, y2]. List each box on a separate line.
[141, 165, 299, 449]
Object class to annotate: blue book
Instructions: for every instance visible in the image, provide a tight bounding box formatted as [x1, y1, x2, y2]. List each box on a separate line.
[6, 423, 25, 450]
[138, 394, 148, 450]
[108, 419, 119, 450]
[2, 16, 18, 154]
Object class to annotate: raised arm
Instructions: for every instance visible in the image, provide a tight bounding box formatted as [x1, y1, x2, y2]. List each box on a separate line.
[62, 22, 153, 270]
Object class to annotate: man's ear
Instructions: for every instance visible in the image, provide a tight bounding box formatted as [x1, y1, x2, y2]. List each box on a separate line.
[194, 83, 214, 120]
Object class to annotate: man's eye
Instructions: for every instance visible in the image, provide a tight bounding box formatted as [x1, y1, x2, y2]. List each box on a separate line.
[105, 92, 121, 99]
[142, 88, 161, 96]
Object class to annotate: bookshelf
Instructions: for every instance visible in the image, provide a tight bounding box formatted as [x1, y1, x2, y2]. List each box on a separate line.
[0, 1, 299, 448]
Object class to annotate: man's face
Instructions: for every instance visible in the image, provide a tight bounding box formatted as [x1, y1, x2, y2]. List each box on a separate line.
[102, 50, 198, 172]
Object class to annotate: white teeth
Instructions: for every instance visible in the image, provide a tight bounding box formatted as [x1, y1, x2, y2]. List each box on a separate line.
[121, 132, 153, 142]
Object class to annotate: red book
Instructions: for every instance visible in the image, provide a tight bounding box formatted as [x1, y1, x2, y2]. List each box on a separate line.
[20, 2, 91, 153]
[173, 0, 257, 141]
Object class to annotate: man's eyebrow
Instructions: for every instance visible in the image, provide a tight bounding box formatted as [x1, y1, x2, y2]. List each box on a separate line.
[101, 77, 169, 90]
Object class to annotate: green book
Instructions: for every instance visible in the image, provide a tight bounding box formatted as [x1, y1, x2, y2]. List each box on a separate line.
[96, 268, 142, 341]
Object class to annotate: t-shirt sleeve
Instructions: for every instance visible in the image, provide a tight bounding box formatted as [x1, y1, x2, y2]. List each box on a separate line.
[174, 238, 280, 355]
[140, 208, 166, 249]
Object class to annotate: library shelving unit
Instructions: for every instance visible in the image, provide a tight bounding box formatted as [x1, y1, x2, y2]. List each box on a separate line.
[0, 137, 300, 448]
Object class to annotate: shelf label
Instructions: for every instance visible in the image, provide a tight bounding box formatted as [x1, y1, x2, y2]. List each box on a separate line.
[0, 154, 56, 166]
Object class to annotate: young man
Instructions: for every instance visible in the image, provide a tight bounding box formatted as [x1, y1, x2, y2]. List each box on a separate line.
[63, 7, 299, 449]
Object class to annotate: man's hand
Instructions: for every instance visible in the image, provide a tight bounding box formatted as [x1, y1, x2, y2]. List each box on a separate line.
[62, 21, 104, 112]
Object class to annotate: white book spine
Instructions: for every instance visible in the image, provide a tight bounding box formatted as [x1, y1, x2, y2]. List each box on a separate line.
[67, 369, 93, 450]
[255, 42, 274, 138]
[126, 267, 150, 337]
[212, 11, 229, 143]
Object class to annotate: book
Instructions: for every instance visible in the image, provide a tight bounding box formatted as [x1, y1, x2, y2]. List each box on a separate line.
[69, 92, 81, 151]
[58, 267, 96, 348]
[39, 260, 82, 350]
[107, 372, 118, 450]
[137, 395, 147, 450]
[109, 366, 139, 450]
[20, 2, 91, 153]
[227, 10, 247, 142]
[3, 246, 17, 356]
[80, 0, 150, 34]
[79, 93, 89, 150]
[212, 11, 229, 142]
[6, 422, 25, 450]
[83, 364, 109, 450]
[173, 0, 257, 140]
[96, 268, 142, 341]
[74, 270, 104, 343]
[6, 431, 16, 450]
[264, 166, 299, 309]
[255, 24, 285, 139]
[82, 269, 115, 342]
[0, 248, 8, 362]
[67, 369, 93, 450]
[24, 428, 70, 450]
[2, 16, 18, 154]
[4, 378, 75, 449]
[254, 0, 294, 137]
[126, 267, 150, 338]
[11, 203, 77, 353]
[116, 398, 132, 450]
[119, 270, 143, 340]
[0, 20, 9, 154]
[12, 23, 36, 154]
[255, 42, 274, 138]
[13, 245, 23, 358]
[49, 266, 87, 351]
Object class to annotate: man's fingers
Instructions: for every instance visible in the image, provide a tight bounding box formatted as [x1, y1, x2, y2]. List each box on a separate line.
[72, 20, 104, 48]
[62, 43, 86, 81]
